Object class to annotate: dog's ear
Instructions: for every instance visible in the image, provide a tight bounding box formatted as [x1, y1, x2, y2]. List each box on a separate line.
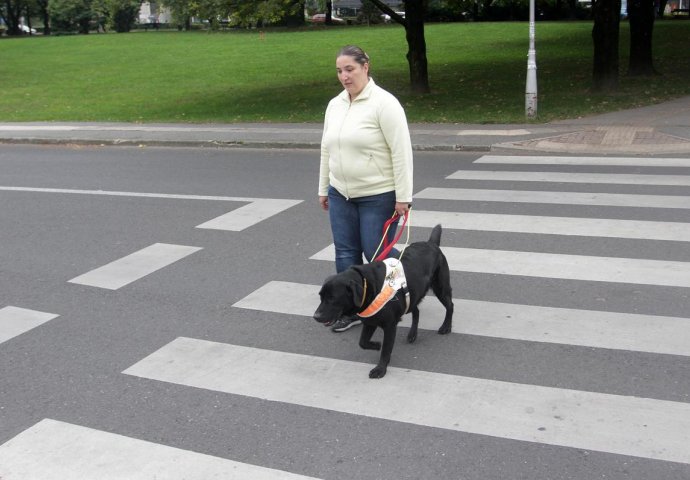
[348, 278, 364, 308]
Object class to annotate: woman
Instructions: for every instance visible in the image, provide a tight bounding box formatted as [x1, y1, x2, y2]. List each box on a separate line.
[318, 45, 414, 332]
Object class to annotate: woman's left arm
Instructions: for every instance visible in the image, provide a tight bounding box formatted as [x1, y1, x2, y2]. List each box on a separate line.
[378, 96, 414, 206]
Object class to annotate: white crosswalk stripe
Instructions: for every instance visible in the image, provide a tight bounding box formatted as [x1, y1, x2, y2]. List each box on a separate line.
[473, 155, 690, 167]
[68, 243, 202, 290]
[233, 281, 690, 356]
[0, 307, 59, 345]
[123, 338, 690, 465]
[414, 187, 690, 209]
[196, 199, 303, 231]
[310, 244, 690, 288]
[411, 210, 690, 241]
[447, 170, 690, 186]
[0, 419, 321, 480]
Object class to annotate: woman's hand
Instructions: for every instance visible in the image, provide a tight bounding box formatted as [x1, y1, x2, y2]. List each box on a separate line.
[319, 196, 329, 211]
[395, 202, 410, 216]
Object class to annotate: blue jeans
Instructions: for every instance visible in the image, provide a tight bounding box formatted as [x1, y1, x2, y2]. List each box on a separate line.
[328, 186, 400, 273]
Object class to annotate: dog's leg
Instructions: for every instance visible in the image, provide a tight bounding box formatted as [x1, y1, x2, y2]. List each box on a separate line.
[370, 322, 397, 379]
[407, 305, 420, 343]
[359, 324, 381, 350]
[433, 256, 454, 335]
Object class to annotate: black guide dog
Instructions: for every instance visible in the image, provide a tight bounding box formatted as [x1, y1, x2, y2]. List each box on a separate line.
[313, 224, 454, 379]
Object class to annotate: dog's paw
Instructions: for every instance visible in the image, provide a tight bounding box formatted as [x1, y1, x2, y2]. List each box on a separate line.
[437, 324, 452, 335]
[407, 331, 417, 343]
[369, 365, 387, 379]
[361, 341, 381, 351]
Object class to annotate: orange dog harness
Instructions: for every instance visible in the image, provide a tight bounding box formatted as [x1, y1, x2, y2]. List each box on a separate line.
[358, 259, 410, 318]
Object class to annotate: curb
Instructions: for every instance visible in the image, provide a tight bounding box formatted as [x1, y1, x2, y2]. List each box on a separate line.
[0, 137, 495, 152]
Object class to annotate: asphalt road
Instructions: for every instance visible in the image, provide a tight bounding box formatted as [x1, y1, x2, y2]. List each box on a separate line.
[1, 144, 690, 480]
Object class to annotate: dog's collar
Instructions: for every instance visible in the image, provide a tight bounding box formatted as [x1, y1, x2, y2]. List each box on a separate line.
[359, 278, 368, 309]
[358, 259, 409, 318]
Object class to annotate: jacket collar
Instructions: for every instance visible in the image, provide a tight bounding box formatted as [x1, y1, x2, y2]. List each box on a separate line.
[338, 77, 376, 104]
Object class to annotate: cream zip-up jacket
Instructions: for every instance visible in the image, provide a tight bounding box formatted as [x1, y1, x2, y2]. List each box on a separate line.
[318, 78, 413, 203]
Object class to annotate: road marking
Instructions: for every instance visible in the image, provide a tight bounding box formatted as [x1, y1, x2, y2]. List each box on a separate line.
[0, 186, 257, 202]
[310, 245, 690, 288]
[234, 281, 690, 356]
[473, 155, 690, 167]
[0, 186, 303, 231]
[0, 124, 322, 134]
[411, 210, 690, 242]
[0, 419, 321, 480]
[196, 199, 302, 231]
[0, 307, 59, 345]
[414, 187, 690, 209]
[448, 170, 690, 186]
[68, 243, 202, 290]
[123, 338, 690, 465]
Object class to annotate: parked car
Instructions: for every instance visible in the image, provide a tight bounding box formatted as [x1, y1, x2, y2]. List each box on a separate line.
[381, 11, 405, 23]
[311, 13, 346, 24]
[20, 24, 37, 34]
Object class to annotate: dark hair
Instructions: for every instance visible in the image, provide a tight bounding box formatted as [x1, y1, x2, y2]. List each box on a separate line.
[337, 45, 370, 66]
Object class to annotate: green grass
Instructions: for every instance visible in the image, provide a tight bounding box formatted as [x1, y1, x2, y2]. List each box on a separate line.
[1, 21, 689, 123]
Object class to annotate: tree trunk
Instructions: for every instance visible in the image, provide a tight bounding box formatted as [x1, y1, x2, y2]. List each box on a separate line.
[657, 0, 668, 17]
[627, 0, 657, 75]
[367, 0, 431, 94]
[591, 0, 621, 91]
[326, 0, 333, 24]
[403, 0, 430, 93]
[3, 0, 23, 35]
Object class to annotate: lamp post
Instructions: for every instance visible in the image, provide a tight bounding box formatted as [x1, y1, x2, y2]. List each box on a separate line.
[525, 0, 537, 118]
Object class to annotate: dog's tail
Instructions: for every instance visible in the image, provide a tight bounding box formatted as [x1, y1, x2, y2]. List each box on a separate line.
[428, 224, 443, 246]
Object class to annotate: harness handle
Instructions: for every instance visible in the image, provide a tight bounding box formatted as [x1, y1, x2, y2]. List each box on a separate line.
[373, 210, 409, 262]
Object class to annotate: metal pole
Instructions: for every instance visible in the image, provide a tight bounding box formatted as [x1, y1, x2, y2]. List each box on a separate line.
[525, 0, 537, 118]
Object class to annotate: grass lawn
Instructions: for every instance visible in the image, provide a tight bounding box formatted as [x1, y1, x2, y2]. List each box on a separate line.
[1, 21, 689, 124]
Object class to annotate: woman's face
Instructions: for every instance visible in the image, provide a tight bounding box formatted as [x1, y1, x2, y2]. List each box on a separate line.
[336, 55, 369, 100]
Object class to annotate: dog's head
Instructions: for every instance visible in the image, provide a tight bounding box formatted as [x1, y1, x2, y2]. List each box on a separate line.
[313, 269, 364, 327]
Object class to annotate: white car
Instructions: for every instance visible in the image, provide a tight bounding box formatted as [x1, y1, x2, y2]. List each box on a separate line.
[311, 13, 346, 24]
[20, 24, 37, 34]
[382, 11, 405, 23]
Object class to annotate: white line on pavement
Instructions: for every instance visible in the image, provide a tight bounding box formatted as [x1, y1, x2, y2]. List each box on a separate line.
[0, 307, 59, 345]
[473, 155, 690, 167]
[310, 244, 690, 288]
[411, 210, 690, 242]
[0, 186, 303, 231]
[196, 199, 303, 231]
[0, 185, 257, 202]
[414, 187, 690, 209]
[68, 243, 202, 290]
[233, 281, 690, 356]
[123, 338, 690, 465]
[448, 170, 690, 186]
[0, 419, 321, 480]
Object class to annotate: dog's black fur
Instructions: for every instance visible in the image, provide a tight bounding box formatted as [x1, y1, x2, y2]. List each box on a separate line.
[313, 224, 453, 379]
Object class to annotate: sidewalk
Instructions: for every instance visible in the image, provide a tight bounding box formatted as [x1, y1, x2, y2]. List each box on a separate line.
[1, 96, 689, 155]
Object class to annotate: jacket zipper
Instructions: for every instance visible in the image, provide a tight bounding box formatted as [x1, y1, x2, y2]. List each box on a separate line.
[337, 100, 353, 200]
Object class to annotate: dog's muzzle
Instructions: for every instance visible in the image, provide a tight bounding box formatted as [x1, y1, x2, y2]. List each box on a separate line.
[313, 311, 336, 327]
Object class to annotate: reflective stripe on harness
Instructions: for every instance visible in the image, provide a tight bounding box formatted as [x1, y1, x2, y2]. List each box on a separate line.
[358, 259, 410, 318]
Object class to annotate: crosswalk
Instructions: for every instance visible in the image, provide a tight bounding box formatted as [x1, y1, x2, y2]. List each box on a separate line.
[2, 153, 690, 478]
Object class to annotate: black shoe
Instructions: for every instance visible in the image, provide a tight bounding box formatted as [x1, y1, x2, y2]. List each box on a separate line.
[331, 316, 362, 332]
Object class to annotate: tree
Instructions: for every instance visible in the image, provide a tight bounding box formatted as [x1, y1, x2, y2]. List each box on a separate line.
[368, 0, 431, 93]
[108, 0, 140, 31]
[35, 0, 52, 34]
[591, 0, 621, 91]
[627, 0, 657, 75]
[49, 0, 94, 32]
[160, 0, 192, 29]
[1, 0, 26, 35]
